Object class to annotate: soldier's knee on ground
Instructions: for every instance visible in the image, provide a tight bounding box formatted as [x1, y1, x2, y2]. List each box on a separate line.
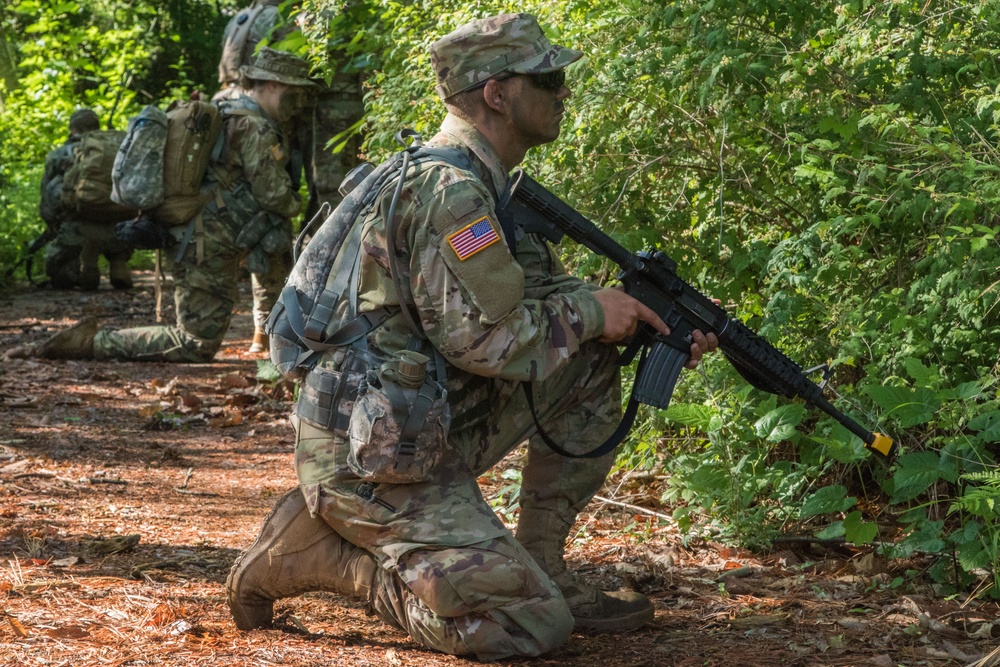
[402, 546, 551, 617]
[78, 265, 100, 291]
[397, 544, 573, 657]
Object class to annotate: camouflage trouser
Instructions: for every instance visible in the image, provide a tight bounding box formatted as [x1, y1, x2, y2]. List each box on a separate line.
[299, 73, 364, 220]
[78, 222, 133, 290]
[250, 248, 292, 332]
[43, 220, 85, 288]
[296, 340, 620, 659]
[44, 220, 134, 289]
[93, 214, 242, 362]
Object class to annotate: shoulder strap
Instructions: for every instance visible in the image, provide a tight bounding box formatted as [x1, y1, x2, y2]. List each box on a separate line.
[382, 142, 475, 339]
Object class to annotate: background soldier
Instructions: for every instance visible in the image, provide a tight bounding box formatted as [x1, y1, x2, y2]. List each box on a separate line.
[36, 49, 314, 362]
[215, 0, 364, 353]
[40, 109, 133, 290]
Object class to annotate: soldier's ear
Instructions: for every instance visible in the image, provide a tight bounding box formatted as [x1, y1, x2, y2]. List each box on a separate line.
[482, 78, 512, 114]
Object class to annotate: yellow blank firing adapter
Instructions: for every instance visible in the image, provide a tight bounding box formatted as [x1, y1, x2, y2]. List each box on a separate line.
[867, 433, 897, 459]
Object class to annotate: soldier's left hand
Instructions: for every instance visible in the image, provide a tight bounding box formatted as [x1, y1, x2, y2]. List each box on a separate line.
[685, 329, 719, 369]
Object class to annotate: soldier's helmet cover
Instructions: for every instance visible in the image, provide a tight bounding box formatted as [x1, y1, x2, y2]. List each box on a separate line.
[431, 13, 583, 99]
[239, 46, 318, 89]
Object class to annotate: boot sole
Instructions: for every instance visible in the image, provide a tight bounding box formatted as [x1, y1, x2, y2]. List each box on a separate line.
[226, 488, 304, 630]
[573, 603, 654, 632]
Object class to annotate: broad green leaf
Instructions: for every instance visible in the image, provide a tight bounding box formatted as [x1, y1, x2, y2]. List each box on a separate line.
[664, 403, 718, 431]
[844, 511, 878, 545]
[753, 404, 807, 443]
[890, 451, 944, 503]
[900, 520, 947, 555]
[816, 521, 846, 539]
[862, 385, 939, 428]
[902, 358, 939, 387]
[801, 485, 857, 518]
[968, 411, 1000, 442]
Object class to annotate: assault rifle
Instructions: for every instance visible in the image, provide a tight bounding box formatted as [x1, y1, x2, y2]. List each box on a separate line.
[502, 170, 896, 460]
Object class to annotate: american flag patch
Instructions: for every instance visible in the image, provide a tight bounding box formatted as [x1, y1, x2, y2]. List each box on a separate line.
[447, 216, 500, 261]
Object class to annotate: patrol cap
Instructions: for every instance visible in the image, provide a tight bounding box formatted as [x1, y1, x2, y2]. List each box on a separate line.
[68, 108, 100, 134]
[431, 13, 583, 99]
[240, 46, 318, 89]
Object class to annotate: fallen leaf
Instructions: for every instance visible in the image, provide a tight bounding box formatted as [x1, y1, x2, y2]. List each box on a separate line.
[45, 625, 89, 639]
[15, 579, 81, 594]
[180, 393, 202, 409]
[49, 556, 83, 568]
[219, 373, 250, 389]
[6, 613, 30, 637]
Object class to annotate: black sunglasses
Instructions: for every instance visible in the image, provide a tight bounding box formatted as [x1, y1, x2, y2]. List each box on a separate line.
[525, 69, 566, 92]
[466, 69, 567, 93]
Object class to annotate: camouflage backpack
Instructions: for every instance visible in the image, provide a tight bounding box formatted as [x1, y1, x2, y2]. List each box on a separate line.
[218, 2, 272, 85]
[155, 99, 225, 226]
[61, 130, 137, 223]
[112, 99, 225, 231]
[111, 103, 168, 211]
[265, 131, 472, 381]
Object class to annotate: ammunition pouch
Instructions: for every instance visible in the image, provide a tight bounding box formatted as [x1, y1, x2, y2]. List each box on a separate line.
[296, 353, 368, 437]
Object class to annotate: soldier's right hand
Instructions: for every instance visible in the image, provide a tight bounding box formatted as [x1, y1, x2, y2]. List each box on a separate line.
[592, 287, 669, 344]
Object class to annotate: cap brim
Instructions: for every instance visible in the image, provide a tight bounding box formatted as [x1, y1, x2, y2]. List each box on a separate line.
[240, 65, 318, 88]
[508, 45, 583, 74]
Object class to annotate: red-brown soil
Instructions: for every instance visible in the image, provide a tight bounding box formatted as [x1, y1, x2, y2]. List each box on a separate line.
[1, 272, 997, 666]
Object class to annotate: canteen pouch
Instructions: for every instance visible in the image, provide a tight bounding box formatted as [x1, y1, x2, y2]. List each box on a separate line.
[347, 356, 450, 484]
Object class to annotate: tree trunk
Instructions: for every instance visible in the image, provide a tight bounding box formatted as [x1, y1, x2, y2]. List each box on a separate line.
[0, 26, 19, 111]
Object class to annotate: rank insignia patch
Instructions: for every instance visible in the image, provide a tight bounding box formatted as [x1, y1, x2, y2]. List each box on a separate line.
[447, 216, 500, 260]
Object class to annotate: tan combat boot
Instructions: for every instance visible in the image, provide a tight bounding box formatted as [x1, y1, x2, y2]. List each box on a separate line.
[226, 487, 379, 630]
[517, 507, 654, 632]
[109, 258, 133, 290]
[247, 328, 268, 354]
[37, 317, 98, 359]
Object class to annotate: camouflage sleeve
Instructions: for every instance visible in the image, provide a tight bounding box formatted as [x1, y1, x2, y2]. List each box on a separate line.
[406, 174, 605, 383]
[234, 115, 302, 219]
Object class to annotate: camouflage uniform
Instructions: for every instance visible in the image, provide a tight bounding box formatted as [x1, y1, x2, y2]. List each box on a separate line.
[40, 111, 133, 290]
[215, 1, 363, 335]
[93, 90, 302, 362]
[289, 16, 623, 659]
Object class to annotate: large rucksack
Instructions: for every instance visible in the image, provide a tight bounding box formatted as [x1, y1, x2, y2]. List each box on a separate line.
[112, 99, 224, 231]
[61, 130, 137, 223]
[157, 99, 224, 226]
[265, 132, 472, 381]
[218, 2, 272, 85]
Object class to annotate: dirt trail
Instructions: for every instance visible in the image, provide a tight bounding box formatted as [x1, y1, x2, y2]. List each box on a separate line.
[1, 273, 997, 666]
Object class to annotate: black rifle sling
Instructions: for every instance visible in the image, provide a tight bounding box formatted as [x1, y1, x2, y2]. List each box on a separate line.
[520, 345, 649, 459]
[498, 175, 650, 460]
